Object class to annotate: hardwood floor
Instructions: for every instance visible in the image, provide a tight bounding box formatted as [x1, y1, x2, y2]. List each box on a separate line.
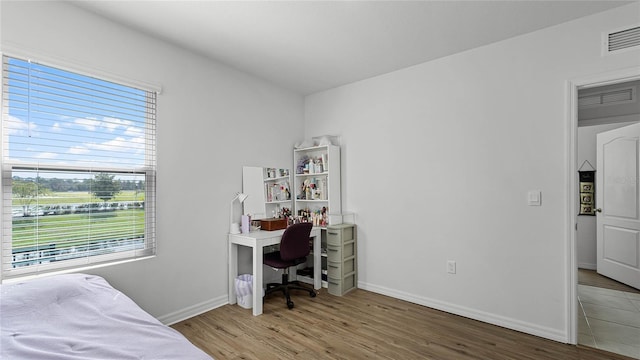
[578, 269, 640, 294]
[172, 288, 634, 360]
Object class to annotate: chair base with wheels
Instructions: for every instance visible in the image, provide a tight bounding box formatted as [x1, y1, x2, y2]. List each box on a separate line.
[263, 222, 316, 309]
[264, 270, 316, 309]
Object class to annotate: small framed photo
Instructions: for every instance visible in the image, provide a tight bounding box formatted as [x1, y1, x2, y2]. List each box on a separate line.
[580, 204, 595, 215]
[580, 182, 594, 193]
[580, 193, 593, 204]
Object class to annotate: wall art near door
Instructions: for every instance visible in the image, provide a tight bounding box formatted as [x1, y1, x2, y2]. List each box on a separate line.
[578, 161, 595, 215]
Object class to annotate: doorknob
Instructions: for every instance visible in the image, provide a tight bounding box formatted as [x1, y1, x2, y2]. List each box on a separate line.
[595, 208, 602, 213]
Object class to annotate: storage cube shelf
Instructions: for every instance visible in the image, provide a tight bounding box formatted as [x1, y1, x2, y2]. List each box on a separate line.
[296, 223, 357, 296]
[326, 224, 357, 296]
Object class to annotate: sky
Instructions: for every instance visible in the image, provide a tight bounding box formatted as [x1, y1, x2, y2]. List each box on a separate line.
[4, 57, 154, 181]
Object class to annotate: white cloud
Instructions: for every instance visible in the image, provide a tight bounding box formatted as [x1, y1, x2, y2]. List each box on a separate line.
[68, 146, 90, 155]
[74, 116, 134, 133]
[35, 152, 58, 159]
[52, 122, 62, 132]
[124, 126, 144, 137]
[87, 136, 128, 152]
[75, 118, 100, 131]
[63, 116, 147, 165]
[4, 114, 38, 136]
[103, 117, 132, 132]
[127, 136, 146, 153]
[86, 136, 144, 156]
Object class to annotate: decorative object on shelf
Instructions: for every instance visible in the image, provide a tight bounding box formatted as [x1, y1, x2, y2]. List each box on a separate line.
[296, 155, 309, 175]
[312, 135, 340, 146]
[279, 207, 292, 219]
[265, 181, 290, 202]
[294, 139, 315, 149]
[265, 168, 277, 179]
[260, 218, 288, 231]
[295, 135, 340, 149]
[578, 160, 595, 216]
[293, 207, 327, 226]
[229, 192, 248, 234]
[250, 219, 262, 231]
[241, 214, 251, 234]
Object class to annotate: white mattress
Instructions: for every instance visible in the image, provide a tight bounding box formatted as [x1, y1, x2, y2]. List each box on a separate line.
[0, 273, 213, 359]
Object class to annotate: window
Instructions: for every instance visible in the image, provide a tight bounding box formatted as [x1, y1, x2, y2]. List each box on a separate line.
[1, 56, 156, 279]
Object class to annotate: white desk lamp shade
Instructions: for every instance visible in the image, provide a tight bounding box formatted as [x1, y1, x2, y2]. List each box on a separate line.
[229, 193, 248, 234]
[237, 193, 248, 204]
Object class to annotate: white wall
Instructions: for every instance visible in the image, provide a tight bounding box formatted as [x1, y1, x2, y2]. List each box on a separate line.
[1, 1, 304, 322]
[304, 3, 640, 342]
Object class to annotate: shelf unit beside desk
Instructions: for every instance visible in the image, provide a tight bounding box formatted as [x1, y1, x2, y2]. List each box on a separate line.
[296, 223, 357, 296]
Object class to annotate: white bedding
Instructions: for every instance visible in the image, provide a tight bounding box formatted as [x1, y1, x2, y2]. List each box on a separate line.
[0, 273, 213, 359]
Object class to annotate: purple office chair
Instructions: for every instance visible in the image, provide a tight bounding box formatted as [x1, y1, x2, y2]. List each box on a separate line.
[263, 222, 317, 309]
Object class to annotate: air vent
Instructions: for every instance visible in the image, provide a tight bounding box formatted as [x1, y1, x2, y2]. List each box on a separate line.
[606, 26, 640, 53]
[578, 86, 636, 109]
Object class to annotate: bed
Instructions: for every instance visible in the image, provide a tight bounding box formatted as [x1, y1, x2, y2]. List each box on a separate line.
[0, 273, 213, 359]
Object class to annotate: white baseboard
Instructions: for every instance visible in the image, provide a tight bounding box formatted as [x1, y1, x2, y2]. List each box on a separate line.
[578, 263, 596, 270]
[358, 281, 568, 344]
[162, 284, 569, 344]
[157, 294, 228, 326]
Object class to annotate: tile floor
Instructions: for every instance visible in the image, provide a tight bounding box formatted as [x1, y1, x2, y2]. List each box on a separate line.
[578, 284, 640, 359]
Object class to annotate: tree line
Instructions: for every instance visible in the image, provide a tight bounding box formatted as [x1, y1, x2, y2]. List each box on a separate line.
[12, 173, 144, 215]
[13, 176, 144, 193]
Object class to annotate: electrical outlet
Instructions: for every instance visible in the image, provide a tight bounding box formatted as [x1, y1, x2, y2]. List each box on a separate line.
[447, 260, 456, 274]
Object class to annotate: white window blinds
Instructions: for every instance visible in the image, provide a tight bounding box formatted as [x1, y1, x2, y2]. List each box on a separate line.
[1, 55, 157, 278]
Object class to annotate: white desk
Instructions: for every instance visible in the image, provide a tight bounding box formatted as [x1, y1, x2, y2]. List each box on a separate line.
[228, 227, 321, 316]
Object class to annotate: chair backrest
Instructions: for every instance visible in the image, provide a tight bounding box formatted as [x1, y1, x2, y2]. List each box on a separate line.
[279, 222, 313, 261]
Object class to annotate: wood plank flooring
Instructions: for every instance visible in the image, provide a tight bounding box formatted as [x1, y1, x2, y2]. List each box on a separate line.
[172, 288, 634, 360]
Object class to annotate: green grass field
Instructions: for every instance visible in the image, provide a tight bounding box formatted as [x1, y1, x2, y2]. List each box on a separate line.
[12, 191, 146, 251]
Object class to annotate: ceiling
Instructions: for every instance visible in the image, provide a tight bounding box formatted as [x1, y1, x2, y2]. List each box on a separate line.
[69, 1, 633, 95]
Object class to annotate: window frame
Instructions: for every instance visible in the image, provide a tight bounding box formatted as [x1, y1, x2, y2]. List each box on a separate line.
[1, 54, 158, 280]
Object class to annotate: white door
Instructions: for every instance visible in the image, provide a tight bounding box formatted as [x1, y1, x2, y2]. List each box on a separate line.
[596, 122, 640, 289]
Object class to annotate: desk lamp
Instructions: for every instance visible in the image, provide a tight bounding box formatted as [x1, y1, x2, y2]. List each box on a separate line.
[229, 192, 248, 234]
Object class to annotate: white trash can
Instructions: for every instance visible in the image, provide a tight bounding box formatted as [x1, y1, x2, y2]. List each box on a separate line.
[235, 274, 253, 309]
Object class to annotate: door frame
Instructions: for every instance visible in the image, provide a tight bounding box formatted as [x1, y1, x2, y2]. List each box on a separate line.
[566, 66, 640, 344]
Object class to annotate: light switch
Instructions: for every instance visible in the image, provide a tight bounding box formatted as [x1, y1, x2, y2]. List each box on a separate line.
[528, 190, 541, 206]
